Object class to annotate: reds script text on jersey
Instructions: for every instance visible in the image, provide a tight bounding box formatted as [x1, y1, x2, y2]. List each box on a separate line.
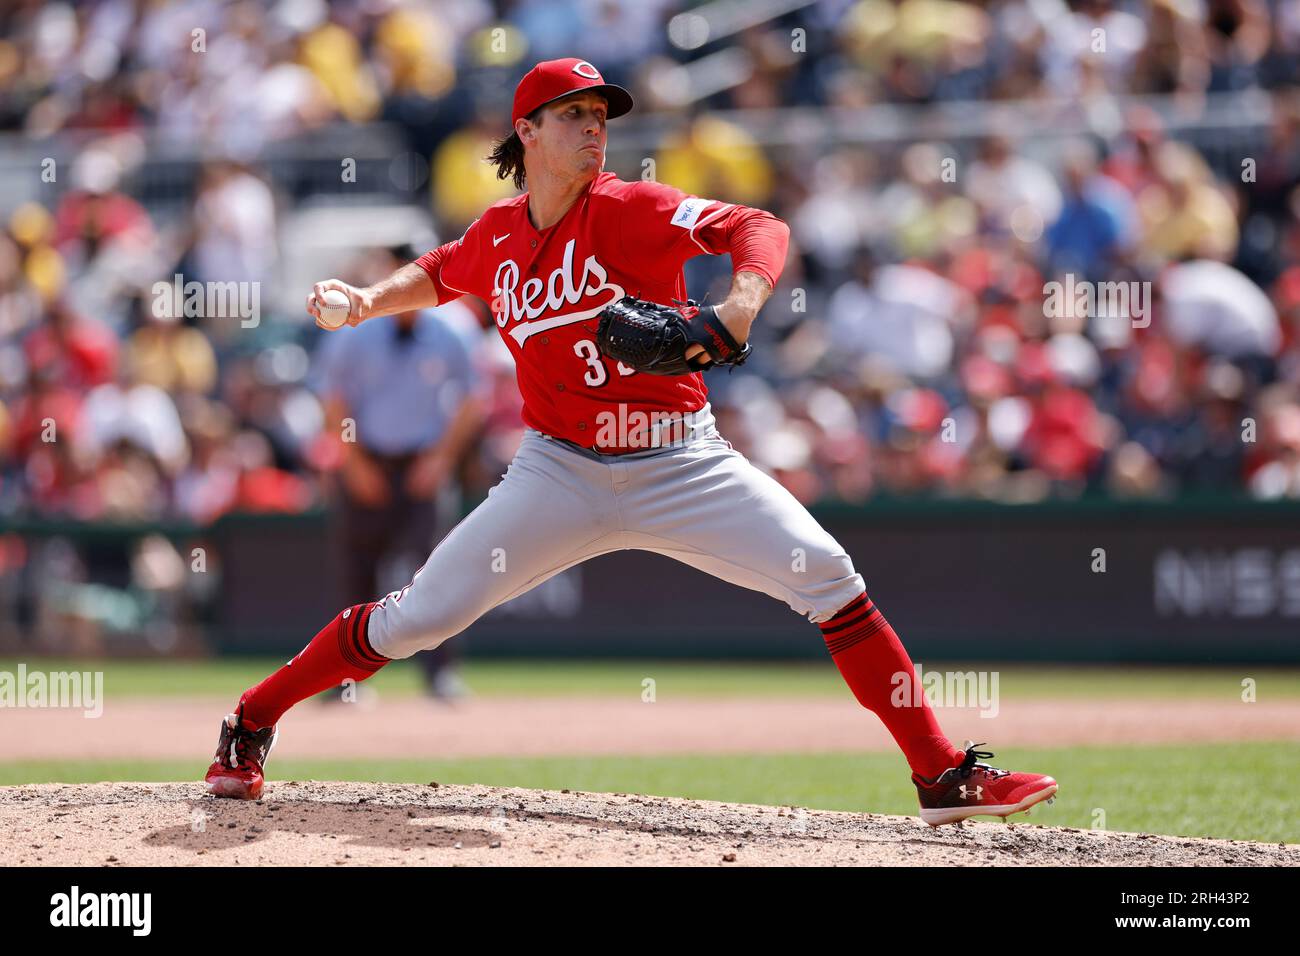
[416, 172, 785, 450]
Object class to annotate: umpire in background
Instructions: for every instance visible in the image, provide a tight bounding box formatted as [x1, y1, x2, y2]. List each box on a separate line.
[312, 243, 485, 700]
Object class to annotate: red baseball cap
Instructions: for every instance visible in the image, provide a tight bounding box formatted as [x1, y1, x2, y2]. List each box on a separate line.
[512, 58, 634, 126]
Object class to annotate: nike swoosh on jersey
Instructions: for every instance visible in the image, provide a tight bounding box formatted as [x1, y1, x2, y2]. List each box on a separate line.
[493, 233, 511, 247]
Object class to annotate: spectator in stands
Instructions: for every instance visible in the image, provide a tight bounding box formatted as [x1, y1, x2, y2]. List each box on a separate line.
[124, 293, 217, 397]
[1046, 139, 1138, 279]
[227, 429, 314, 515]
[432, 113, 519, 232]
[22, 297, 117, 393]
[966, 134, 1062, 242]
[174, 399, 240, 524]
[78, 375, 188, 483]
[1236, 93, 1300, 280]
[187, 161, 279, 334]
[1204, 0, 1273, 92]
[1019, 378, 1108, 487]
[1039, 0, 1149, 97]
[218, 348, 322, 475]
[1244, 384, 1300, 496]
[874, 142, 977, 259]
[826, 248, 967, 382]
[297, 10, 381, 123]
[656, 114, 775, 207]
[9, 364, 85, 513]
[841, 0, 991, 102]
[0, 229, 41, 342]
[53, 149, 154, 271]
[1130, 0, 1210, 95]
[1137, 141, 1239, 262]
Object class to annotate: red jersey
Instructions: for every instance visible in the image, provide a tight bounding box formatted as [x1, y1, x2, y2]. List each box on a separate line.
[416, 172, 788, 450]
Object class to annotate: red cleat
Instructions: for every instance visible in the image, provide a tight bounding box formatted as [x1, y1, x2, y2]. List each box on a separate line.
[204, 704, 278, 800]
[913, 741, 1057, 827]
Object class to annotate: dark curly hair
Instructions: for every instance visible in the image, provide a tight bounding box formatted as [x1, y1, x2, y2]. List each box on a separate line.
[487, 108, 544, 191]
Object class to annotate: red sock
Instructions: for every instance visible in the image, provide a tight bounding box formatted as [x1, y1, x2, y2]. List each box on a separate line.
[821, 591, 963, 780]
[238, 602, 388, 729]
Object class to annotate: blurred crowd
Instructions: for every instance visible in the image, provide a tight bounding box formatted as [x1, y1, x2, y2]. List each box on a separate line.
[2, 0, 1300, 523]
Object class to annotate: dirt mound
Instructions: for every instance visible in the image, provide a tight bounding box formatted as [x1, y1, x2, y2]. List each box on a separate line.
[3, 782, 1295, 866]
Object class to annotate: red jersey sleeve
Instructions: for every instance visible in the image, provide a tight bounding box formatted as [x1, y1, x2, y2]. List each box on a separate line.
[414, 218, 485, 304]
[616, 180, 789, 289]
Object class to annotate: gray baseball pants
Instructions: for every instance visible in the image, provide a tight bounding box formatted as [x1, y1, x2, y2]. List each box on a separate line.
[366, 405, 865, 659]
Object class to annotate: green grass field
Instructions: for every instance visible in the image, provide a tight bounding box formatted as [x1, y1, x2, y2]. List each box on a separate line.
[3, 744, 1296, 843]
[3, 658, 1297, 843]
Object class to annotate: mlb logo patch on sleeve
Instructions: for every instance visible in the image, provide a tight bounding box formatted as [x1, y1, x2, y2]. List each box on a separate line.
[670, 197, 714, 229]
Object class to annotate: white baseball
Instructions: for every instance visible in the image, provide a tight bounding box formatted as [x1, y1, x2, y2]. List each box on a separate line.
[316, 289, 352, 329]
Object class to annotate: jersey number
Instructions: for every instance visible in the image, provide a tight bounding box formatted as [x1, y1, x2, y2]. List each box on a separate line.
[574, 340, 634, 387]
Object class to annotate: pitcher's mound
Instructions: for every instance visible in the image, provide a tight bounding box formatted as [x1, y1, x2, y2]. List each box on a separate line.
[2, 782, 1294, 866]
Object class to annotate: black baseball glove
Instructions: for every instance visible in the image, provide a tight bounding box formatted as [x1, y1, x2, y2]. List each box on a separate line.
[594, 296, 751, 376]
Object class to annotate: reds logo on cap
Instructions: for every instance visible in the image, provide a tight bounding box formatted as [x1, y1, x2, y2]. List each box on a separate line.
[512, 57, 635, 125]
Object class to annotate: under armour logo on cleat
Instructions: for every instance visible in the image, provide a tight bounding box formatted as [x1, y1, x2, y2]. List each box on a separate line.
[959, 785, 983, 800]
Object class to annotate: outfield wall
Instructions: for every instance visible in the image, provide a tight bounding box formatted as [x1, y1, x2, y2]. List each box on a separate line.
[4, 498, 1299, 662]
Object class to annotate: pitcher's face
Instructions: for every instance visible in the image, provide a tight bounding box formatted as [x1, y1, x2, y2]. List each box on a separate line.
[521, 91, 609, 185]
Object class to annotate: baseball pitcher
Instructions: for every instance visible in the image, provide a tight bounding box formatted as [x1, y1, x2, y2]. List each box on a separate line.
[206, 58, 1057, 827]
